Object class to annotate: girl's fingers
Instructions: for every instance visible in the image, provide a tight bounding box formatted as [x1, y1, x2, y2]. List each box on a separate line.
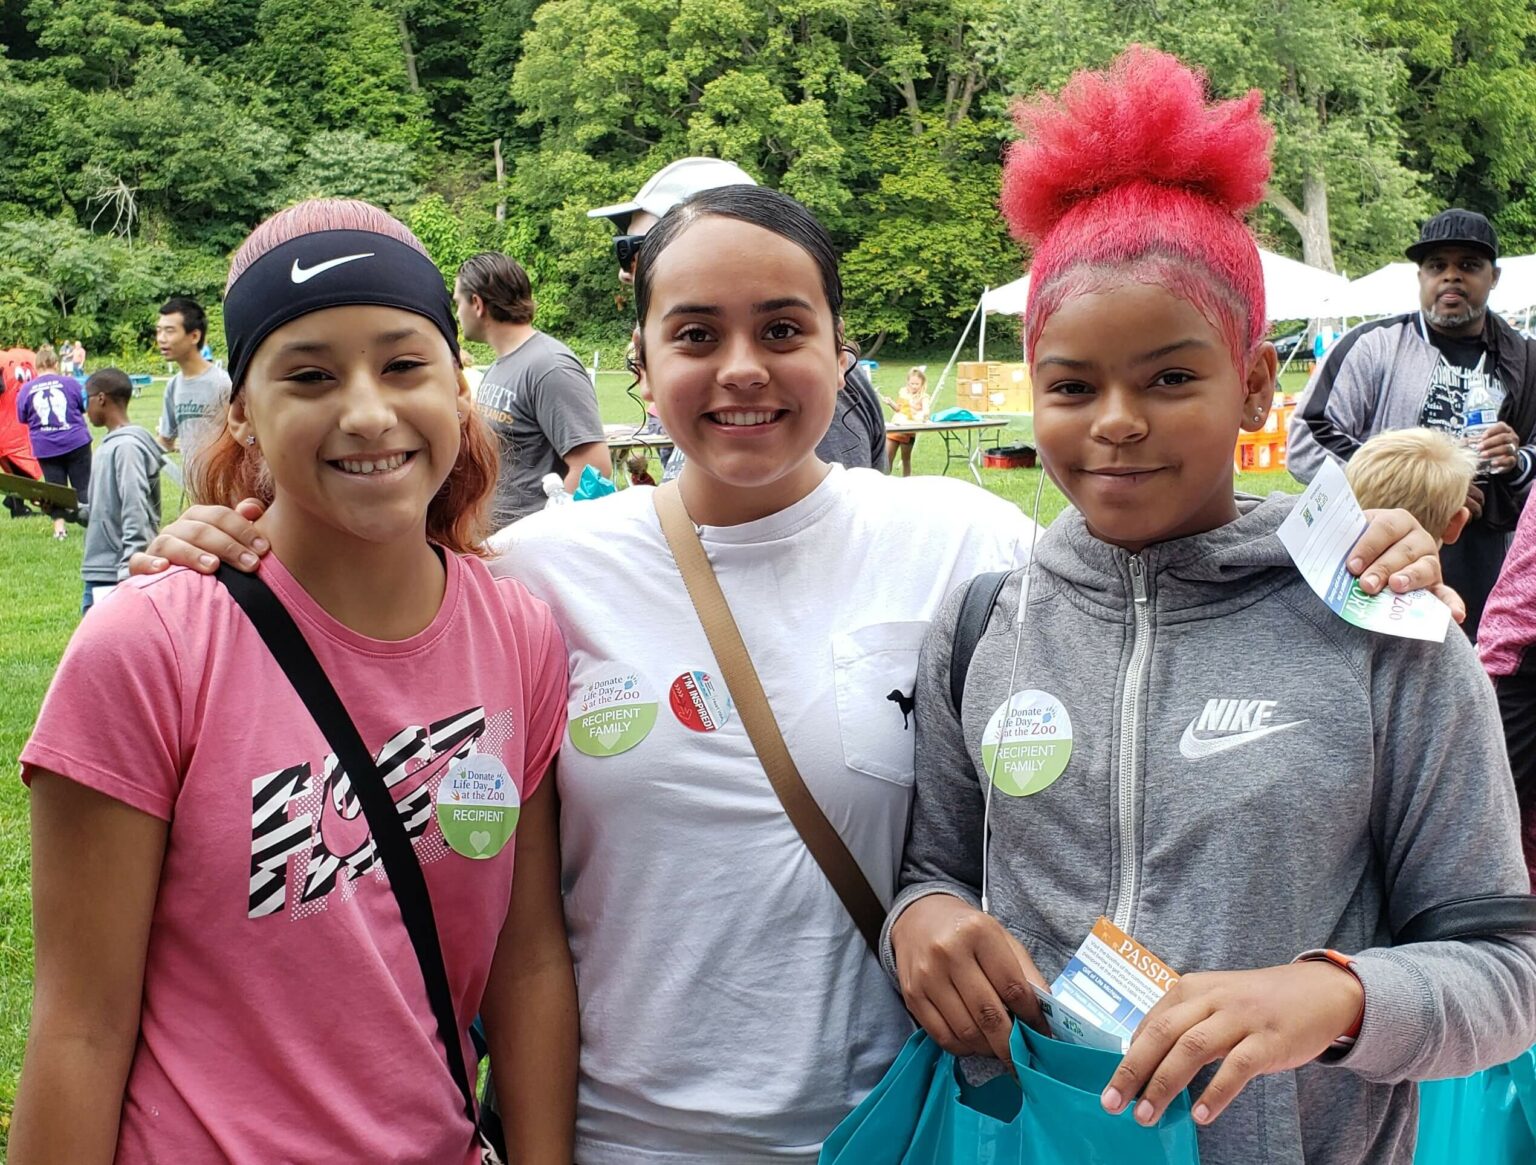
[145, 531, 253, 574]
[1190, 1033, 1273, 1124]
[906, 994, 971, 1059]
[973, 929, 1049, 1033]
[950, 960, 1023, 1063]
[1124, 1015, 1239, 1126]
[1346, 508, 1411, 584]
[126, 551, 170, 575]
[1102, 998, 1212, 1117]
[1350, 508, 1440, 594]
[1379, 556, 1437, 595]
[1431, 584, 1468, 623]
[926, 980, 1001, 1059]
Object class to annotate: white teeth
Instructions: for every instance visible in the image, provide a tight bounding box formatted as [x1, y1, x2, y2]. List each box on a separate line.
[712, 411, 777, 426]
[337, 453, 409, 475]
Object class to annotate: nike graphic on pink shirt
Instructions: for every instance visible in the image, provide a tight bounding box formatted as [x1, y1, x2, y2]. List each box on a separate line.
[22, 550, 566, 1163]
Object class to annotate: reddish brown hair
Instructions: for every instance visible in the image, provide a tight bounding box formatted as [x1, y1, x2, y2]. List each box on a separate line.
[195, 199, 498, 555]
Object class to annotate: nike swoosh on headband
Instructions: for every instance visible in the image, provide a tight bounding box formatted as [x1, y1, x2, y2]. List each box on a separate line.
[1177, 718, 1308, 760]
[290, 253, 376, 284]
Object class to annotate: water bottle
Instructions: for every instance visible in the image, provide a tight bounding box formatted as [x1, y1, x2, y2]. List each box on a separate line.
[1462, 379, 1506, 475]
[542, 472, 572, 509]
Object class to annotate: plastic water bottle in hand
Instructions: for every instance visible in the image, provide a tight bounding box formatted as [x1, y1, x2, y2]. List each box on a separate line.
[1462, 380, 1506, 475]
[542, 473, 573, 509]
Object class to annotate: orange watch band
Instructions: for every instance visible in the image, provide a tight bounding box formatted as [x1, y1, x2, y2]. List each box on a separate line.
[1299, 948, 1364, 1042]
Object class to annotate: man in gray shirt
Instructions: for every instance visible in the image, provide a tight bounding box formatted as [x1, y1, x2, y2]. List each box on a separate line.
[155, 295, 232, 481]
[455, 253, 610, 526]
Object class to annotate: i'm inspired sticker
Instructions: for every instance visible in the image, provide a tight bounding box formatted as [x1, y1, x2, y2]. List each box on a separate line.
[669, 670, 733, 733]
[569, 673, 658, 757]
[981, 690, 1074, 797]
[435, 752, 520, 859]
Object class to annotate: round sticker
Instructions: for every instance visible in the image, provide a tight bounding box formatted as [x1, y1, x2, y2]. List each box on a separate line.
[435, 752, 520, 859]
[980, 690, 1074, 797]
[669, 670, 733, 733]
[569, 672, 659, 757]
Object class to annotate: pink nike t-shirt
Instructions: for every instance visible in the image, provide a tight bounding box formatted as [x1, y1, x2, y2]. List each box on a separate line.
[22, 550, 566, 1163]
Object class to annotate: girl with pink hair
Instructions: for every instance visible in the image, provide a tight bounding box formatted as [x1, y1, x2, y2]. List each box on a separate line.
[888, 47, 1536, 1163]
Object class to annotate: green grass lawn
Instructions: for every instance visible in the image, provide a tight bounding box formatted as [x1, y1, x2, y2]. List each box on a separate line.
[0, 359, 1306, 1138]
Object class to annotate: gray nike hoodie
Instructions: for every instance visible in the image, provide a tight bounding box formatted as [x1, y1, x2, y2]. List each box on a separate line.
[885, 495, 1536, 1165]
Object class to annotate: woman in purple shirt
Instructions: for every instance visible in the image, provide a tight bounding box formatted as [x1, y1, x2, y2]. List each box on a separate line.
[17, 344, 92, 540]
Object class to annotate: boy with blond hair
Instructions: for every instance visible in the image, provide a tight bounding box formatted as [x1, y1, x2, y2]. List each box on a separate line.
[1346, 427, 1476, 547]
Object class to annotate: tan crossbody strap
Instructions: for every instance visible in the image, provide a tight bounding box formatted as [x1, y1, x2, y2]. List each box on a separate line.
[653, 481, 886, 953]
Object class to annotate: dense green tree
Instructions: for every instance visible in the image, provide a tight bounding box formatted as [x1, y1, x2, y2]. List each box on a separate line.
[246, 0, 434, 148]
[282, 131, 422, 212]
[840, 118, 1019, 350]
[68, 48, 290, 247]
[0, 218, 170, 347]
[5, 0, 1536, 358]
[1368, 0, 1536, 249]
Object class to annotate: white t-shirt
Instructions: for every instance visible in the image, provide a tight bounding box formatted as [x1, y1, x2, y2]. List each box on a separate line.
[492, 466, 1035, 1164]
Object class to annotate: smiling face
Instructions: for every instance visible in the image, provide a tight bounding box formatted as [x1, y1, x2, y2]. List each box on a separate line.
[230, 304, 470, 552]
[1418, 245, 1500, 337]
[636, 214, 845, 525]
[1031, 280, 1275, 554]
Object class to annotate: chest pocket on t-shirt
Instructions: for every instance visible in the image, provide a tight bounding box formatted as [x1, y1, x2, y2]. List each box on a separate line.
[831, 621, 929, 786]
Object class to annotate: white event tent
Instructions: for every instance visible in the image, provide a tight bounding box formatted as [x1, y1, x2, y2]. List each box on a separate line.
[936, 248, 1350, 406]
[1320, 255, 1536, 319]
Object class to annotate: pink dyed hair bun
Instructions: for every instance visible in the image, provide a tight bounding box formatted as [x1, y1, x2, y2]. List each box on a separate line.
[1002, 46, 1275, 363]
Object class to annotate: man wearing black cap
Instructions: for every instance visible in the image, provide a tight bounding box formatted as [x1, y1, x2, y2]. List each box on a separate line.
[1289, 208, 1536, 637]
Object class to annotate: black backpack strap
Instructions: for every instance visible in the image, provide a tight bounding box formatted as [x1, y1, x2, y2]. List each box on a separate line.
[214, 566, 476, 1125]
[949, 571, 1011, 717]
[1395, 894, 1536, 945]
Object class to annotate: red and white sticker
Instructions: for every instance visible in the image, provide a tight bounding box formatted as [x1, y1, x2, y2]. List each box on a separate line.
[669, 670, 733, 733]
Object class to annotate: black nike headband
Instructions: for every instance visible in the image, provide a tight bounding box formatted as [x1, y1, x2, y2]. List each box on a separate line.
[223, 228, 460, 393]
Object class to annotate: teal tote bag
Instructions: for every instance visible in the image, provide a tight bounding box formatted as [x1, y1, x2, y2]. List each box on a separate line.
[1414, 1045, 1536, 1165]
[820, 1022, 1200, 1165]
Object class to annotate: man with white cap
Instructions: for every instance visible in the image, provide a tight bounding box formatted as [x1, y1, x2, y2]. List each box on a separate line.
[590, 158, 887, 474]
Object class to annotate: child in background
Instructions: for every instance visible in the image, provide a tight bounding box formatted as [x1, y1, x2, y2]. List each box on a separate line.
[79, 368, 164, 615]
[1346, 428, 1474, 548]
[625, 450, 657, 486]
[883, 366, 930, 477]
[887, 48, 1535, 1165]
[17, 343, 92, 540]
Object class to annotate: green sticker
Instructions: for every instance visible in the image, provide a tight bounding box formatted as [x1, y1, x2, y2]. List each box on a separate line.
[435, 752, 519, 859]
[980, 690, 1074, 797]
[569, 673, 658, 757]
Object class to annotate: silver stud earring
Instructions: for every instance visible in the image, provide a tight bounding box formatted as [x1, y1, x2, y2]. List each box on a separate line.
[246, 435, 257, 446]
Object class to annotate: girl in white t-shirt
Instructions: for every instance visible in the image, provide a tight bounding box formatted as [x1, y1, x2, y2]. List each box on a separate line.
[134, 189, 1456, 1162]
[13, 200, 576, 1164]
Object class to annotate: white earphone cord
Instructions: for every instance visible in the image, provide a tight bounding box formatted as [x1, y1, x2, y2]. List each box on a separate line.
[979, 468, 1046, 916]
